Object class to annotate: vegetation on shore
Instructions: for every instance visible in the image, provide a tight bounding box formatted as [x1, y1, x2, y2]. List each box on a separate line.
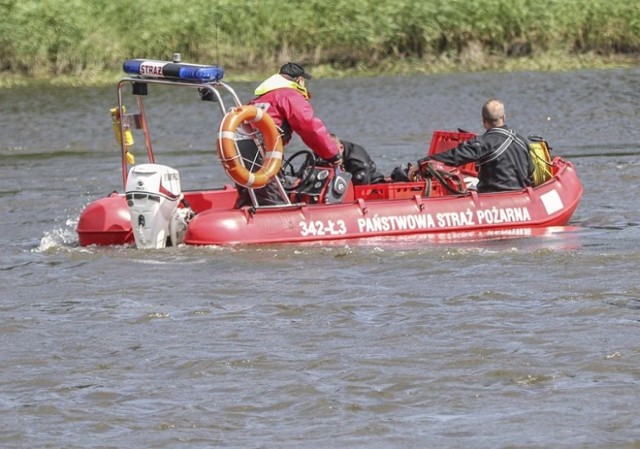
[1, 0, 639, 87]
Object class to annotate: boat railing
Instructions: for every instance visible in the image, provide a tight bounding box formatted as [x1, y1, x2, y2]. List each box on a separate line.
[114, 64, 243, 189]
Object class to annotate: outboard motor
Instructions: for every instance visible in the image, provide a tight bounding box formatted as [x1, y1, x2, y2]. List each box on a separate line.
[125, 164, 191, 248]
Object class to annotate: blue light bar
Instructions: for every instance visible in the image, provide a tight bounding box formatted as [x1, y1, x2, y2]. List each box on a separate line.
[122, 59, 224, 82]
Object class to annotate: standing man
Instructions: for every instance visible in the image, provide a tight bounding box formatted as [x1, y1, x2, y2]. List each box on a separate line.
[236, 62, 342, 207]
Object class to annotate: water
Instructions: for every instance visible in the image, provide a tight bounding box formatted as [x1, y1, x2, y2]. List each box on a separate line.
[1, 67, 640, 448]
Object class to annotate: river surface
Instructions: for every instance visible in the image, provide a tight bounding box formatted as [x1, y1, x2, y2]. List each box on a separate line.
[1, 67, 639, 448]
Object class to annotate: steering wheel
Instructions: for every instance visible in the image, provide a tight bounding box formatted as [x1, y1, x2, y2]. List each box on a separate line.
[280, 149, 317, 192]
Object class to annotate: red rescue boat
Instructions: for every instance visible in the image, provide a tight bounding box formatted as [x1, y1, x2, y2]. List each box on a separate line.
[76, 57, 583, 248]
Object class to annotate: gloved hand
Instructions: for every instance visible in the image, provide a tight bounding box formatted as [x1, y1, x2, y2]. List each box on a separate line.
[426, 160, 448, 172]
[418, 157, 446, 172]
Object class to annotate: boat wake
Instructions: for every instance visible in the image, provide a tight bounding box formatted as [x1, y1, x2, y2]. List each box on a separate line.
[36, 219, 82, 253]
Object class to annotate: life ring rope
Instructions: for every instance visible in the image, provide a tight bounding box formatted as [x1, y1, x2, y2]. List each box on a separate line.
[216, 105, 284, 188]
[219, 130, 238, 142]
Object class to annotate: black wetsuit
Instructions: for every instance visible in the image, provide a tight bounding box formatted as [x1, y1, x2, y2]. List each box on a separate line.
[341, 140, 384, 185]
[423, 125, 534, 193]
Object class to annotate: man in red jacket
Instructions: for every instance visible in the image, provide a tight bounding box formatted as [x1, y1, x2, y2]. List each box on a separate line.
[235, 62, 342, 207]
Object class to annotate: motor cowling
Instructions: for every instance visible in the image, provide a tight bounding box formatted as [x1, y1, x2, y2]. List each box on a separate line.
[125, 164, 190, 248]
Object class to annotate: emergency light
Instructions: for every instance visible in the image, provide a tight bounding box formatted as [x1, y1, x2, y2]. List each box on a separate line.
[123, 59, 224, 82]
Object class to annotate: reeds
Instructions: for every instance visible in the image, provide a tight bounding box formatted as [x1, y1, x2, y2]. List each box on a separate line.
[0, 0, 638, 80]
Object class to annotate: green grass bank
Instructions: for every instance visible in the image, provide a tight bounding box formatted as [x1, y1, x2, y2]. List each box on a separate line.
[1, 0, 639, 87]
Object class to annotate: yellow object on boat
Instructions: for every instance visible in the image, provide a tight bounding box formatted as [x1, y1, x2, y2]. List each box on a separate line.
[126, 151, 135, 164]
[110, 106, 135, 162]
[529, 141, 552, 186]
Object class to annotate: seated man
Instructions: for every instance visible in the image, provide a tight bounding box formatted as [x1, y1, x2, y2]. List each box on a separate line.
[332, 135, 385, 185]
[413, 99, 534, 193]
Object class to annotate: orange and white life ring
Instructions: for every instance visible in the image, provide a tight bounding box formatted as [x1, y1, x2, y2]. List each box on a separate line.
[217, 105, 284, 188]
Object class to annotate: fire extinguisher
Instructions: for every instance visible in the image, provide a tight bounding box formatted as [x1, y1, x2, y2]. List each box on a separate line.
[110, 106, 135, 164]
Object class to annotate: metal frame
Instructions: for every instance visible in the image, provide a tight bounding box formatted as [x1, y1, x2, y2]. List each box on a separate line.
[114, 75, 293, 209]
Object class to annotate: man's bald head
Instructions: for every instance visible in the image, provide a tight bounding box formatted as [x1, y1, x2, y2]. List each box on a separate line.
[481, 99, 506, 128]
